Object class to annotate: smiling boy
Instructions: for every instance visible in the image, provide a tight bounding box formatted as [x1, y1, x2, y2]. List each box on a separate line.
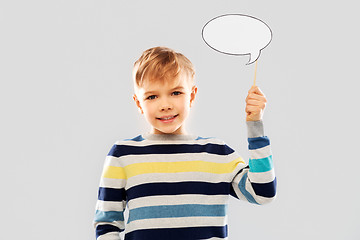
[93, 46, 276, 240]
[132, 48, 197, 135]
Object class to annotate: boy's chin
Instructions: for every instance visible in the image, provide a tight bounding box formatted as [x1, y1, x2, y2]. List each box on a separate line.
[152, 126, 184, 135]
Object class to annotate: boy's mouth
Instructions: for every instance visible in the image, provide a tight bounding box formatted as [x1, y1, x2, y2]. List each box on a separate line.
[157, 114, 178, 120]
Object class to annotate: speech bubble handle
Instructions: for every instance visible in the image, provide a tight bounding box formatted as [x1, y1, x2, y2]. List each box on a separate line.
[253, 60, 258, 86]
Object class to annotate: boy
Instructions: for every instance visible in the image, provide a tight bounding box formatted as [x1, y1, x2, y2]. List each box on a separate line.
[93, 46, 276, 240]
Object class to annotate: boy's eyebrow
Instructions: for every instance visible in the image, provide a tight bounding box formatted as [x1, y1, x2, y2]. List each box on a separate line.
[144, 86, 185, 95]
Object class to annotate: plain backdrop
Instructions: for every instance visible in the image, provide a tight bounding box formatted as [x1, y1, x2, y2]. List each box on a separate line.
[1, 1, 359, 239]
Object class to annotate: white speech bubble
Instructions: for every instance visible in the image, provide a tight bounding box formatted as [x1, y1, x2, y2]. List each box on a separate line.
[202, 14, 272, 65]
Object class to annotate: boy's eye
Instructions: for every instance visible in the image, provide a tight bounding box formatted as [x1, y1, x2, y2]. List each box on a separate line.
[146, 92, 182, 100]
[147, 95, 156, 100]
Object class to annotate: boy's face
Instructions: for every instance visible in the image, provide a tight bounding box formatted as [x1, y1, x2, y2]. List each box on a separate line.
[133, 73, 197, 135]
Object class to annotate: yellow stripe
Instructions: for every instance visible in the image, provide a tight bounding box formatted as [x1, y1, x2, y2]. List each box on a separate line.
[102, 157, 245, 179]
[102, 165, 126, 179]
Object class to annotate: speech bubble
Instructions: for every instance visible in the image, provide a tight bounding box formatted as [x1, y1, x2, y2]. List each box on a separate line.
[202, 14, 272, 65]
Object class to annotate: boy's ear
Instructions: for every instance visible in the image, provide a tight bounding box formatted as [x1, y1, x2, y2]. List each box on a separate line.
[190, 85, 198, 107]
[133, 94, 144, 114]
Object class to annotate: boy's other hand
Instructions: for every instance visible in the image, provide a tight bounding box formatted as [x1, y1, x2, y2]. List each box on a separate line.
[245, 85, 267, 121]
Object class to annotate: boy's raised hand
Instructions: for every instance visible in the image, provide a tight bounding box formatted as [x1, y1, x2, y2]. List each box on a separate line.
[245, 85, 267, 121]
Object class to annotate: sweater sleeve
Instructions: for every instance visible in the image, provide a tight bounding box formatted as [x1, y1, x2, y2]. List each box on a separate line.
[93, 144, 127, 240]
[230, 120, 276, 204]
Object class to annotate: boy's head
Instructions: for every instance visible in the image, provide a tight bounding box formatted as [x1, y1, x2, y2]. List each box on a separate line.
[132, 46, 198, 135]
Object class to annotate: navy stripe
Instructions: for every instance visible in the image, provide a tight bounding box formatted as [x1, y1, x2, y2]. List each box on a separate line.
[248, 136, 270, 150]
[98, 187, 126, 202]
[125, 225, 228, 240]
[127, 181, 231, 201]
[108, 143, 234, 157]
[251, 177, 277, 198]
[95, 224, 121, 239]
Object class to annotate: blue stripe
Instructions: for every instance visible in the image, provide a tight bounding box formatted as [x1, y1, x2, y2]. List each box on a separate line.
[230, 167, 248, 199]
[98, 187, 126, 202]
[125, 226, 227, 240]
[238, 173, 259, 204]
[127, 181, 231, 201]
[195, 136, 215, 140]
[94, 210, 124, 222]
[128, 204, 227, 223]
[124, 135, 214, 142]
[249, 155, 273, 173]
[251, 177, 277, 198]
[95, 224, 122, 239]
[107, 143, 234, 157]
[124, 135, 145, 142]
[248, 136, 270, 150]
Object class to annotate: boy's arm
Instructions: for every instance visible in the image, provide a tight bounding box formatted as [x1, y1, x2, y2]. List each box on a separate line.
[231, 120, 276, 204]
[93, 144, 127, 240]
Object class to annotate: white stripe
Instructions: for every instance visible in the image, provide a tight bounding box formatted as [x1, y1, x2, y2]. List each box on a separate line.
[115, 137, 225, 147]
[102, 155, 119, 167]
[202, 238, 228, 240]
[197, 238, 227, 240]
[126, 171, 236, 189]
[124, 216, 227, 234]
[248, 169, 276, 183]
[252, 194, 276, 205]
[104, 151, 242, 167]
[98, 231, 121, 240]
[127, 194, 229, 209]
[96, 200, 126, 211]
[249, 145, 272, 159]
[99, 178, 125, 189]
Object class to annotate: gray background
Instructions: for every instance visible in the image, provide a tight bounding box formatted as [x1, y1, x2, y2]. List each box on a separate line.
[1, 0, 359, 239]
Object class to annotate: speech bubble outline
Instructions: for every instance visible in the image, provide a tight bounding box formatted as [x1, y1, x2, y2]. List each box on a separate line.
[201, 14, 272, 65]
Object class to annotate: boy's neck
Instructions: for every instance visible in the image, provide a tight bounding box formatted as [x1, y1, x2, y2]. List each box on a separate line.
[142, 132, 197, 141]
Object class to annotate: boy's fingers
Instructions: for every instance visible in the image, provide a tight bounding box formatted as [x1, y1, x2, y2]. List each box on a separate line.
[249, 86, 265, 96]
[246, 99, 266, 108]
[249, 85, 259, 93]
[246, 93, 267, 103]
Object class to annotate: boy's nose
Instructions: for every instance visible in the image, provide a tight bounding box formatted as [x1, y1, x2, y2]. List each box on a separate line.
[159, 100, 173, 111]
[160, 105, 173, 111]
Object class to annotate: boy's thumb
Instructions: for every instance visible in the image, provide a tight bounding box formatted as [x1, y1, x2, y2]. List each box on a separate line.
[249, 85, 257, 92]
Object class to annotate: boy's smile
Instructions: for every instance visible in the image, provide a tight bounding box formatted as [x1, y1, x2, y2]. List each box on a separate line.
[157, 114, 178, 122]
[133, 72, 197, 135]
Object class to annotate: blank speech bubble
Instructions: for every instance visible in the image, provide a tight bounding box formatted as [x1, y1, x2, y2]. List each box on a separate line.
[202, 14, 272, 65]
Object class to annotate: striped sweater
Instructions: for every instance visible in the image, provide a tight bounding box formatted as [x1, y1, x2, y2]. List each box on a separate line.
[93, 120, 276, 240]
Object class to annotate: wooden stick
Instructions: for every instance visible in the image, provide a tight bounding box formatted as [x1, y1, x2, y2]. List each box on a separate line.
[253, 60, 258, 86]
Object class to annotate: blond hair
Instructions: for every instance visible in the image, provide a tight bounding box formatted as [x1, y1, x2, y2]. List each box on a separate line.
[133, 46, 195, 90]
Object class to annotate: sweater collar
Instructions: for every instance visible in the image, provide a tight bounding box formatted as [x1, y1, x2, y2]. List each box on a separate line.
[142, 132, 198, 141]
